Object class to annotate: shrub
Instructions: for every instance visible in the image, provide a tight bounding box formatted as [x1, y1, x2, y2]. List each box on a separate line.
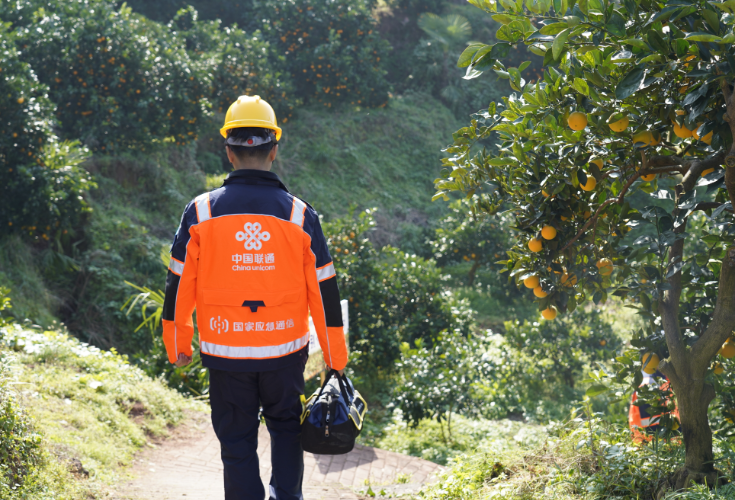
[261, 0, 391, 109]
[323, 209, 473, 378]
[0, 25, 93, 241]
[0, 355, 42, 497]
[0, 24, 95, 241]
[393, 330, 491, 439]
[169, 7, 299, 121]
[2, 0, 210, 152]
[431, 199, 514, 286]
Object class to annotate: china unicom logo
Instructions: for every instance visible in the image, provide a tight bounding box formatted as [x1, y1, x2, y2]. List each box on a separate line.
[236, 222, 270, 250]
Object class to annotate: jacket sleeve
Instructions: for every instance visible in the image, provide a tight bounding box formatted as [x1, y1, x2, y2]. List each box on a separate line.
[303, 212, 348, 370]
[162, 203, 199, 364]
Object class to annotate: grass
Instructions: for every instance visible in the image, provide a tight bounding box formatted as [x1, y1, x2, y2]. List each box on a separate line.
[416, 410, 735, 500]
[372, 412, 548, 466]
[270, 93, 461, 249]
[0, 236, 59, 327]
[0, 324, 205, 497]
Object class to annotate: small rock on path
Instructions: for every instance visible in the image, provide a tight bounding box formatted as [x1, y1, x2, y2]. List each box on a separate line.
[116, 411, 444, 500]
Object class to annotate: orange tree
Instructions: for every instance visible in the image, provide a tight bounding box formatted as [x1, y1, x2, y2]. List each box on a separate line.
[260, 0, 391, 109]
[434, 0, 735, 488]
[1, 0, 209, 152]
[0, 25, 94, 241]
[168, 6, 300, 121]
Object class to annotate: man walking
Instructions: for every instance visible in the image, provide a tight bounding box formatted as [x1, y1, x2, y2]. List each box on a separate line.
[161, 95, 348, 500]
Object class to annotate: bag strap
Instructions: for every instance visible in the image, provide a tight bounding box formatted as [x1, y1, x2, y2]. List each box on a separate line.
[316, 369, 353, 404]
[335, 373, 353, 403]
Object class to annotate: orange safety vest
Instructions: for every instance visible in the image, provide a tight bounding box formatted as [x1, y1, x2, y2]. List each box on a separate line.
[162, 169, 348, 371]
[629, 373, 679, 442]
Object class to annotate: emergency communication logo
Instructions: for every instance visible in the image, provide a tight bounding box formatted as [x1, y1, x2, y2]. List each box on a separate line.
[236, 222, 270, 250]
[210, 316, 229, 334]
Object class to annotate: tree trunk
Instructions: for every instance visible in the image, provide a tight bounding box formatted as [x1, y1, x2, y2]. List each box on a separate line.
[467, 260, 481, 286]
[667, 376, 720, 489]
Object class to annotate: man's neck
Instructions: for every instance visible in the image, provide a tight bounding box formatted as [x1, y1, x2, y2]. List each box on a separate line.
[233, 164, 272, 171]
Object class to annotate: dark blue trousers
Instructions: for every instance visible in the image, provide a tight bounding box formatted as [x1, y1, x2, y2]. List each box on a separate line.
[209, 363, 305, 500]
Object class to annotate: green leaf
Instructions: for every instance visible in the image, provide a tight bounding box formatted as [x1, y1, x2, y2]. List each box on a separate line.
[647, 30, 669, 54]
[621, 38, 649, 50]
[586, 384, 609, 397]
[553, 28, 570, 60]
[492, 14, 515, 25]
[615, 67, 646, 99]
[712, 0, 735, 13]
[606, 12, 626, 37]
[702, 9, 721, 35]
[685, 32, 723, 42]
[457, 44, 485, 68]
[488, 157, 516, 166]
[540, 22, 569, 35]
[650, 5, 683, 24]
[573, 77, 589, 95]
[519, 60, 532, 72]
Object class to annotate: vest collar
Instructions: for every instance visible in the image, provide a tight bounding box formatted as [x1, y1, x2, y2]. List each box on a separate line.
[224, 169, 289, 191]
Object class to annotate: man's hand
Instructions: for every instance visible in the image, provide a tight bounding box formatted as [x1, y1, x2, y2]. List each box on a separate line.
[175, 353, 192, 367]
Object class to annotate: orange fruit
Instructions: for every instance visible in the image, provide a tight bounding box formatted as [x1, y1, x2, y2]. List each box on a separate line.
[17, 97, 24, 104]
[528, 238, 543, 253]
[541, 307, 557, 320]
[642, 352, 660, 374]
[672, 120, 692, 139]
[561, 272, 577, 287]
[568, 112, 588, 131]
[541, 225, 557, 240]
[533, 286, 547, 298]
[590, 158, 604, 169]
[560, 215, 569, 221]
[671, 419, 680, 430]
[597, 258, 613, 276]
[523, 276, 540, 289]
[701, 131, 713, 145]
[692, 123, 704, 140]
[608, 116, 629, 132]
[701, 168, 715, 177]
[600, 339, 607, 346]
[641, 173, 656, 182]
[632, 131, 653, 147]
[542, 190, 551, 197]
[720, 342, 735, 359]
[581, 176, 597, 191]
[714, 362, 725, 375]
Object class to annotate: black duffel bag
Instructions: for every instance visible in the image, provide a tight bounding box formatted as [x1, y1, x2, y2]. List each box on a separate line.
[301, 369, 367, 455]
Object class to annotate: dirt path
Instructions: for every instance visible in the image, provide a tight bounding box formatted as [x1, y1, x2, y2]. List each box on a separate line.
[117, 411, 444, 500]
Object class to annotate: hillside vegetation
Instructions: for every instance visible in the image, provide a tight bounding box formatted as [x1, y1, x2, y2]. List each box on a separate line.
[0, 323, 202, 498]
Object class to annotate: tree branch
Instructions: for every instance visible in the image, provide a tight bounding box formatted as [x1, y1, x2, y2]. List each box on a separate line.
[659, 184, 688, 371]
[692, 202, 734, 213]
[690, 246, 735, 374]
[559, 171, 640, 252]
[680, 151, 727, 193]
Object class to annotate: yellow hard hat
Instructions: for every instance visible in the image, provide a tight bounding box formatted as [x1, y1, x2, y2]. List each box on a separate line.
[220, 95, 282, 140]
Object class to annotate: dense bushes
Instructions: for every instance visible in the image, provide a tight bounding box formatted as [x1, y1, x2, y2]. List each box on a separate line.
[392, 307, 624, 426]
[261, 0, 390, 109]
[0, 25, 95, 241]
[2, 0, 209, 152]
[0, 356, 41, 496]
[324, 209, 473, 378]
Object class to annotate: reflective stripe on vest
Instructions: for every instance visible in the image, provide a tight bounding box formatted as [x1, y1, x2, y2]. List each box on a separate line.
[195, 193, 212, 223]
[290, 197, 307, 227]
[169, 257, 185, 276]
[200, 332, 309, 359]
[316, 263, 336, 282]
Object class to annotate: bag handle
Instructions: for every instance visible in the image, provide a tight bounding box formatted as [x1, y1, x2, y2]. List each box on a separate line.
[316, 369, 352, 404]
